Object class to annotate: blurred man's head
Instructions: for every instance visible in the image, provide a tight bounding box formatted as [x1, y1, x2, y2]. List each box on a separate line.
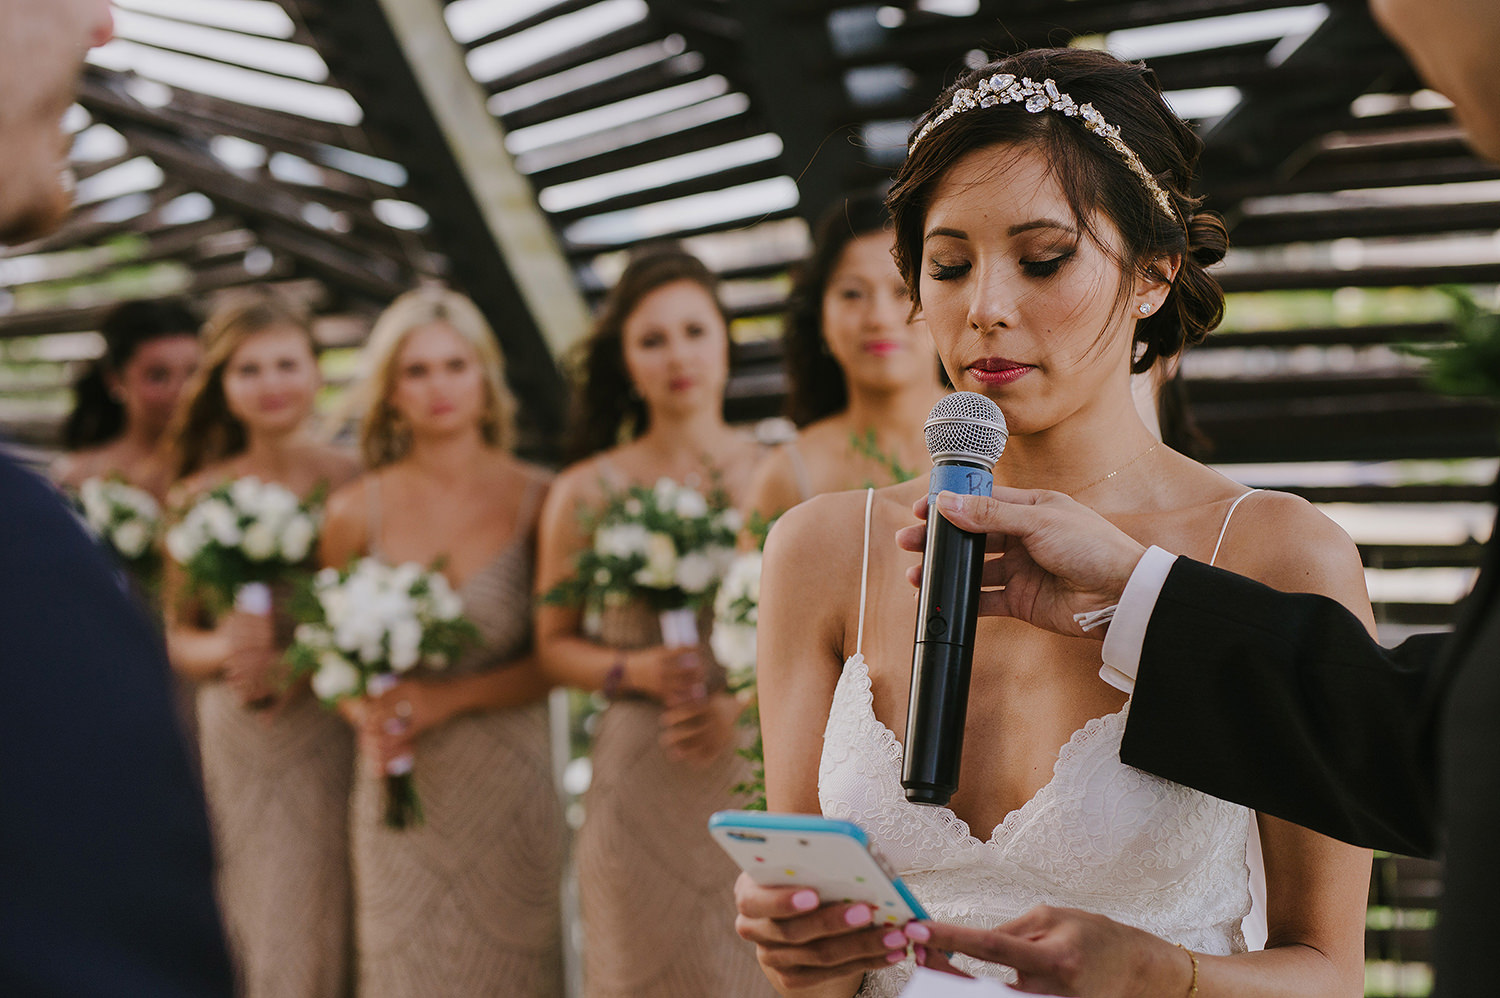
[0, 0, 114, 245]
[1372, 0, 1500, 162]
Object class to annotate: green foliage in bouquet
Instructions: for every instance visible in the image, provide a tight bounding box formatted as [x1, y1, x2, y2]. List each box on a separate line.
[541, 476, 740, 615]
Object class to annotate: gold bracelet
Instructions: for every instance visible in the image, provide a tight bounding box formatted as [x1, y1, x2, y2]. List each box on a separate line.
[1175, 943, 1199, 997]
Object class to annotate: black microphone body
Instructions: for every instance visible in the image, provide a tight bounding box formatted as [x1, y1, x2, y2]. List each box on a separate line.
[902, 394, 1007, 807]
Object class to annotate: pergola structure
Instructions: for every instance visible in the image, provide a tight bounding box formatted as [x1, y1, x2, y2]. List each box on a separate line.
[0, 0, 1485, 985]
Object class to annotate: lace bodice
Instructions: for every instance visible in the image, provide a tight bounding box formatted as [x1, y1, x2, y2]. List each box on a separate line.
[816, 492, 1254, 996]
[820, 656, 1251, 994]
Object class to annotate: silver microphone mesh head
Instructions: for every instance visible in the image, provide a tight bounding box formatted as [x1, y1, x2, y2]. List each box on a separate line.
[924, 391, 1007, 467]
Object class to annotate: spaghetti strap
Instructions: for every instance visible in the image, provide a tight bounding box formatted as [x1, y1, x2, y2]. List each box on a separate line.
[1210, 489, 1261, 567]
[364, 473, 384, 559]
[855, 488, 874, 657]
[784, 442, 814, 503]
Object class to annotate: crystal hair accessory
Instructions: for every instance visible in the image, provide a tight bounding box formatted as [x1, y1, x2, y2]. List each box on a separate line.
[909, 74, 1176, 222]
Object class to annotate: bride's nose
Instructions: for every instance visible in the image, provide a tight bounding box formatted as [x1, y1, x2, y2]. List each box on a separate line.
[966, 265, 1020, 334]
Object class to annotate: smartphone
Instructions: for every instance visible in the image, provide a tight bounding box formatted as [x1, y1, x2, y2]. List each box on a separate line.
[708, 810, 930, 926]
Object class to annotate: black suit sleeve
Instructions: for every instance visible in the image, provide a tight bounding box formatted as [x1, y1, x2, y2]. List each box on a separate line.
[0, 456, 233, 996]
[1119, 556, 1445, 858]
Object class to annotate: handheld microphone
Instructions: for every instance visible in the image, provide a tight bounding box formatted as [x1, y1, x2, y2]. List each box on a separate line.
[902, 391, 1007, 807]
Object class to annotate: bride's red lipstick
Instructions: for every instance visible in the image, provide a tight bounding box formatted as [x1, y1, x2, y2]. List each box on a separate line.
[968, 356, 1034, 385]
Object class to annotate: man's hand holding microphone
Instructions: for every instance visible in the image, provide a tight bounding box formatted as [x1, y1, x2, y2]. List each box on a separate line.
[896, 485, 1148, 642]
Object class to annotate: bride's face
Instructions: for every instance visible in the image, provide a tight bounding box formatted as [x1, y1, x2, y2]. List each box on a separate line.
[918, 141, 1138, 436]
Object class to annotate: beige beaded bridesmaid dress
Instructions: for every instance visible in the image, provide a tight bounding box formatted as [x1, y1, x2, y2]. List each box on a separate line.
[198, 651, 354, 996]
[351, 480, 565, 997]
[575, 600, 774, 998]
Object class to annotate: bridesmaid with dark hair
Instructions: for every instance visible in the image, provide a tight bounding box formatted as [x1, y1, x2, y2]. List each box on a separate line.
[747, 192, 945, 522]
[51, 297, 201, 500]
[535, 247, 773, 997]
[161, 293, 359, 998]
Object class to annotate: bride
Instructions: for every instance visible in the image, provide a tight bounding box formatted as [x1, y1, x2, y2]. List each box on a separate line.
[734, 47, 1371, 997]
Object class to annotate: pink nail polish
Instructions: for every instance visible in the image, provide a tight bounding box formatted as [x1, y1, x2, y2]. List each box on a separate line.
[886, 950, 904, 963]
[904, 922, 931, 943]
[791, 890, 819, 912]
[883, 930, 906, 948]
[915, 944, 928, 964]
[844, 904, 872, 927]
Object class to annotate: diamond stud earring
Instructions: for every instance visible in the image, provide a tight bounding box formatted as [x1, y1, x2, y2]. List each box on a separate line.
[1139, 303, 1152, 315]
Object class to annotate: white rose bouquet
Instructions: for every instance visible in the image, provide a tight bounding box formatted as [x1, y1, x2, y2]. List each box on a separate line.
[164, 476, 322, 613]
[74, 475, 162, 571]
[711, 551, 761, 693]
[543, 477, 740, 646]
[286, 557, 478, 828]
[713, 549, 767, 809]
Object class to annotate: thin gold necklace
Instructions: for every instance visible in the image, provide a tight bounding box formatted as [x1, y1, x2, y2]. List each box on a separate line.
[1067, 442, 1159, 497]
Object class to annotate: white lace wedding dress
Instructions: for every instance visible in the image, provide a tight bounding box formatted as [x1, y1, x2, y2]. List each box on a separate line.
[817, 491, 1254, 995]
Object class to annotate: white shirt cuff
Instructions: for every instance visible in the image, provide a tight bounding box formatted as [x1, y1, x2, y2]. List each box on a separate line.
[1098, 545, 1179, 694]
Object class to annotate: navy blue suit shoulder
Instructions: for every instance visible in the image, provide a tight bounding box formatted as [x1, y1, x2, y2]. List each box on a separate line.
[0, 454, 232, 996]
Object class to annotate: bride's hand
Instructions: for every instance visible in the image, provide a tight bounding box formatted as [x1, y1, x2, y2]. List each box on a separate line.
[734, 874, 910, 992]
[896, 488, 1146, 640]
[908, 905, 1193, 997]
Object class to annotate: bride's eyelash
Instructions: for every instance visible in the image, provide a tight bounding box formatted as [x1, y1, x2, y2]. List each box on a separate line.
[928, 260, 970, 281]
[1022, 249, 1076, 278]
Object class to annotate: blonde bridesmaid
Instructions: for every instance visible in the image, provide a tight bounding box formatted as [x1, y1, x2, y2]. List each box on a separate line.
[321, 288, 565, 997]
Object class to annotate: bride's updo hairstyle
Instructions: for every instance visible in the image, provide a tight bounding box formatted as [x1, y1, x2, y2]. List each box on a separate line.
[888, 47, 1228, 374]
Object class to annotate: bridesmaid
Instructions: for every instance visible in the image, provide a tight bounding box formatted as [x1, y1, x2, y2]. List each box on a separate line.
[161, 294, 359, 998]
[320, 288, 565, 997]
[535, 248, 774, 997]
[748, 192, 945, 522]
[51, 297, 201, 501]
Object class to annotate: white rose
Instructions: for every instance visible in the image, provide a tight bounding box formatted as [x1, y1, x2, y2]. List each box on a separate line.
[164, 522, 202, 564]
[279, 514, 315, 563]
[311, 652, 361, 700]
[228, 477, 263, 512]
[388, 616, 423, 673]
[710, 621, 757, 680]
[112, 519, 151, 560]
[389, 562, 423, 595]
[426, 575, 463, 621]
[717, 508, 744, 535]
[652, 477, 679, 508]
[595, 523, 650, 560]
[199, 499, 241, 547]
[293, 623, 332, 649]
[124, 487, 160, 521]
[256, 483, 300, 521]
[674, 550, 717, 594]
[78, 478, 112, 531]
[673, 487, 709, 519]
[633, 531, 677, 589]
[723, 551, 762, 604]
[241, 521, 278, 561]
[623, 497, 644, 517]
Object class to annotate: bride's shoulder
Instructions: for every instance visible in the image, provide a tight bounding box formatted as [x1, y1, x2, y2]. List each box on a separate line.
[765, 488, 875, 566]
[1209, 485, 1369, 614]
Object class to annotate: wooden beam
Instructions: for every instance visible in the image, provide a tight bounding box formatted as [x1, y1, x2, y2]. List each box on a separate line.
[293, 0, 583, 446]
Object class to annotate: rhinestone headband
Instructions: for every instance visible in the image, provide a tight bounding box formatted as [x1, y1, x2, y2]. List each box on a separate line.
[910, 74, 1177, 222]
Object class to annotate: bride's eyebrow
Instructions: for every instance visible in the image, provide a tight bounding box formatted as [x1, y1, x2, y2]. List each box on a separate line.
[924, 226, 967, 242]
[1009, 218, 1075, 236]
